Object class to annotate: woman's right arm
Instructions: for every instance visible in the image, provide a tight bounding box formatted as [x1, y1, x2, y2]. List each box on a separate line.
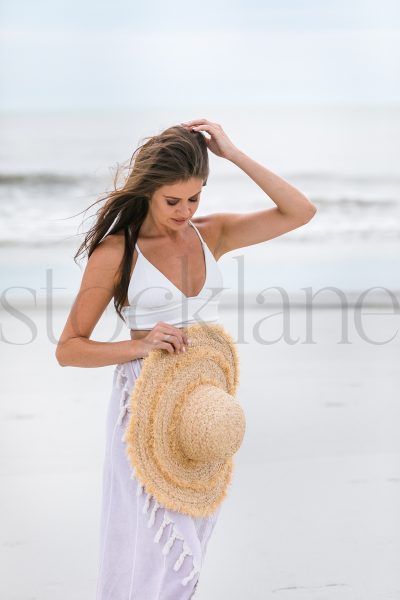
[55, 235, 143, 368]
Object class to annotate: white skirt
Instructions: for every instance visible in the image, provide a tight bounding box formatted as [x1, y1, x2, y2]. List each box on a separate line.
[95, 358, 223, 600]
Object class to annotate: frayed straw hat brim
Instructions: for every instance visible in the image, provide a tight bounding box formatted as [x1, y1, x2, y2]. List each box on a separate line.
[122, 322, 242, 517]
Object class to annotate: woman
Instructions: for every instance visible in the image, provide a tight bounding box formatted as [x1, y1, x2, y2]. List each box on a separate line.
[55, 118, 317, 599]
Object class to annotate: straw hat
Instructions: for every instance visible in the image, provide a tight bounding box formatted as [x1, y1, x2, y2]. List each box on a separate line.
[122, 322, 246, 517]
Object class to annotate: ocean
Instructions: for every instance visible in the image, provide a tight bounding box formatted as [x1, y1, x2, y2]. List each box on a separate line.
[1, 106, 399, 305]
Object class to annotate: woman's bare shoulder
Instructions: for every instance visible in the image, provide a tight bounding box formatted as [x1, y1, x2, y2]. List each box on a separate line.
[190, 213, 224, 260]
[96, 231, 125, 255]
[86, 232, 126, 282]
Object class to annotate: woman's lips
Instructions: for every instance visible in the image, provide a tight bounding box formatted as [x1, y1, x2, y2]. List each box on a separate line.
[172, 218, 186, 223]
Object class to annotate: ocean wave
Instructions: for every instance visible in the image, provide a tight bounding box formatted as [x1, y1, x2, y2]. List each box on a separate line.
[312, 196, 399, 207]
[0, 173, 100, 185]
[283, 172, 400, 185]
[0, 175, 399, 209]
[1, 169, 400, 186]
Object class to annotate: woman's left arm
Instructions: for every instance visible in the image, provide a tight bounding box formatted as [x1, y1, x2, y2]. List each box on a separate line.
[228, 150, 316, 220]
[180, 118, 317, 255]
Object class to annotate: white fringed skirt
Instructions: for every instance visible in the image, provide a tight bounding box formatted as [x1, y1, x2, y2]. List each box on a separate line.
[95, 358, 222, 600]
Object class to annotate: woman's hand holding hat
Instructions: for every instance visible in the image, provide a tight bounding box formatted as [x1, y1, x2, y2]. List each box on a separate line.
[137, 321, 188, 358]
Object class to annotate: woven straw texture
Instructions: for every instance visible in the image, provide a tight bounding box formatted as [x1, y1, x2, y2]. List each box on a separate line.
[122, 322, 243, 517]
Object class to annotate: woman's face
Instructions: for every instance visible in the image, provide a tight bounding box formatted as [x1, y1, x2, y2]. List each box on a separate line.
[149, 177, 204, 228]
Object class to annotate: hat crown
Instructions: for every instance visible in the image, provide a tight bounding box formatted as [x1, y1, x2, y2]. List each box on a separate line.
[178, 384, 246, 462]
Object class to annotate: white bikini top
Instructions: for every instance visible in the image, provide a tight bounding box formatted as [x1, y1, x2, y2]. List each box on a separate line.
[121, 220, 224, 330]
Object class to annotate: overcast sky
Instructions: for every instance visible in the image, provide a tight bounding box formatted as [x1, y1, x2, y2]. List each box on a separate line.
[1, 0, 399, 110]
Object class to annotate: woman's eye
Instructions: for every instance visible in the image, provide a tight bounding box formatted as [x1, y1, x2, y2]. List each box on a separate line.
[167, 198, 198, 206]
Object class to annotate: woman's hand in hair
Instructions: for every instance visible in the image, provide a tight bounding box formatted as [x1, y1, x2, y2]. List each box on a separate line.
[180, 119, 241, 161]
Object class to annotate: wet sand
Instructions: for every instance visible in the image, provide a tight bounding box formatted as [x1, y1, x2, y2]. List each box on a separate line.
[1, 304, 399, 599]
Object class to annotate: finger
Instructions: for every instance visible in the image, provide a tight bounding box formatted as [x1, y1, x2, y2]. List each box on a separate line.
[177, 328, 189, 348]
[174, 330, 186, 351]
[161, 324, 187, 350]
[160, 341, 174, 354]
[190, 123, 217, 135]
[170, 326, 186, 345]
[181, 123, 213, 139]
[165, 328, 184, 352]
[179, 327, 189, 345]
[173, 328, 187, 351]
[170, 334, 182, 352]
[161, 329, 179, 352]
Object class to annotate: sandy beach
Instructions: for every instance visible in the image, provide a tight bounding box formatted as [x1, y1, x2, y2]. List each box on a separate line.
[2, 0, 400, 594]
[1, 302, 399, 600]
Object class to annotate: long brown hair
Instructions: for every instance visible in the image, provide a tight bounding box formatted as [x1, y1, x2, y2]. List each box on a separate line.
[74, 124, 209, 321]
